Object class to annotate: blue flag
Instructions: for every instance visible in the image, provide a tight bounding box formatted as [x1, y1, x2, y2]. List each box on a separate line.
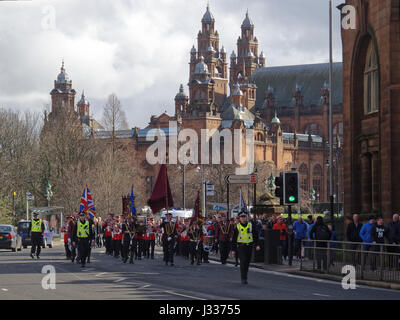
[129, 186, 136, 217]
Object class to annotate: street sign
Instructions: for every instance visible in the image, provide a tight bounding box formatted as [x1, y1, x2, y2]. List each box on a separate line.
[206, 183, 214, 196]
[26, 192, 34, 201]
[226, 175, 258, 184]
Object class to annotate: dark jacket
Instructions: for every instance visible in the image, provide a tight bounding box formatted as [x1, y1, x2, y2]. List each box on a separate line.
[386, 221, 400, 244]
[73, 219, 94, 242]
[215, 221, 234, 242]
[370, 223, 387, 244]
[346, 221, 363, 243]
[232, 221, 260, 250]
[310, 221, 332, 247]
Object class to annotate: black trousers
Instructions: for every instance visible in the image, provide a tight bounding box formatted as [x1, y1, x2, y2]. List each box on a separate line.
[122, 236, 131, 260]
[163, 238, 175, 263]
[189, 241, 202, 263]
[144, 240, 155, 258]
[31, 233, 42, 256]
[237, 244, 253, 280]
[219, 241, 231, 263]
[64, 242, 71, 259]
[135, 238, 144, 258]
[181, 241, 190, 259]
[113, 240, 121, 257]
[105, 236, 112, 254]
[78, 238, 90, 265]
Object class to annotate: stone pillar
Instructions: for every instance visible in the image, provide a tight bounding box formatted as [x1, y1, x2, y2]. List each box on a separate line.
[360, 153, 372, 213]
[371, 152, 379, 212]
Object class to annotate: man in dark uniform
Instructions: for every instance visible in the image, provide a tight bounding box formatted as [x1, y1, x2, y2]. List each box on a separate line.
[188, 221, 203, 265]
[215, 213, 233, 265]
[160, 212, 177, 266]
[121, 215, 132, 263]
[73, 212, 94, 268]
[30, 212, 45, 259]
[231, 212, 261, 284]
[128, 217, 137, 264]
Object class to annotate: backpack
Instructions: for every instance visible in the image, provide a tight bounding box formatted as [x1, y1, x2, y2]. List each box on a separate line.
[316, 225, 330, 241]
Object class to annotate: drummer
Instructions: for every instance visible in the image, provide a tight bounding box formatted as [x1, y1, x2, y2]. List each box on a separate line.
[201, 221, 213, 263]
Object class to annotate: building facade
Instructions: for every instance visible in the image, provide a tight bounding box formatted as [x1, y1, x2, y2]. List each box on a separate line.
[44, 5, 344, 206]
[340, 0, 400, 220]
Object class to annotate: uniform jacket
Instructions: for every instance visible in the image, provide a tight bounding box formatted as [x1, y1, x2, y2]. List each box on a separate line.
[215, 221, 234, 242]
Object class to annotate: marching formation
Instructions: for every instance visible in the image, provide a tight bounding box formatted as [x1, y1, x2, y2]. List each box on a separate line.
[56, 208, 261, 284]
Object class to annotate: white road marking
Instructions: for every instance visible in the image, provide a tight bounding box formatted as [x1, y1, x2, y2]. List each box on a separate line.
[1, 288, 8, 292]
[164, 290, 205, 300]
[95, 272, 107, 277]
[313, 293, 331, 297]
[113, 277, 127, 283]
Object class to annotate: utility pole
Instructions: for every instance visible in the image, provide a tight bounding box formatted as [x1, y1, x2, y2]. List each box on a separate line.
[329, 0, 334, 225]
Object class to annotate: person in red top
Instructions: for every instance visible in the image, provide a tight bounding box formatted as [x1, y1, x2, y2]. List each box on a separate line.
[143, 225, 156, 259]
[112, 217, 122, 259]
[61, 216, 72, 260]
[273, 216, 288, 261]
[179, 225, 190, 260]
[104, 214, 114, 255]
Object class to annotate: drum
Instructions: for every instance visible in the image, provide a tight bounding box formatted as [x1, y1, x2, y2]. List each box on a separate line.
[203, 236, 213, 252]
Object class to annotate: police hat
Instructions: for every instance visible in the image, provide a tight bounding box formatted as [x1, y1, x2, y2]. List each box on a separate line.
[239, 212, 248, 218]
[79, 212, 86, 217]
[33, 212, 39, 216]
[165, 212, 172, 216]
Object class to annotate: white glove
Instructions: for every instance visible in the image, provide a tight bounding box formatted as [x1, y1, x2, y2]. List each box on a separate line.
[168, 237, 172, 241]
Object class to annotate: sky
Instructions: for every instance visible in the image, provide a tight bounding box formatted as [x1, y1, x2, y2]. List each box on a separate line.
[0, 0, 344, 128]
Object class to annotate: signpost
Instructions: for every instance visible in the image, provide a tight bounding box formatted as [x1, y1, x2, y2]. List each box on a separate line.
[225, 174, 258, 219]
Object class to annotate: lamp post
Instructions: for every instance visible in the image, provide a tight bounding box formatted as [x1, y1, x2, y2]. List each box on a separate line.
[328, 0, 334, 225]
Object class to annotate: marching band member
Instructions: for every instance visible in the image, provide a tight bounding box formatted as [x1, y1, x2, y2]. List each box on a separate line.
[144, 225, 156, 259]
[188, 221, 204, 265]
[180, 225, 190, 260]
[215, 213, 234, 265]
[104, 214, 113, 255]
[121, 215, 131, 263]
[160, 212, 177, 266]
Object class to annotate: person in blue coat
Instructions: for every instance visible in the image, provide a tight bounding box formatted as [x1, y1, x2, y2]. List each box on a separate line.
[359, 216, 376, 267]
[293, 217, 308, 259]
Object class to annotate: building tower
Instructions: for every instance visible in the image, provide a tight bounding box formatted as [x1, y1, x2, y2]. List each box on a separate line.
[77, 91, 90, 126]
[175, 84, 189, 116]
[189, 4, 228, 109]
[49, 60, 76, 120]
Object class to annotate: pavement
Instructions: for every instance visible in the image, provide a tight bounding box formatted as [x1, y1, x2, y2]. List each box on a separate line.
[0, 241, 399, 300]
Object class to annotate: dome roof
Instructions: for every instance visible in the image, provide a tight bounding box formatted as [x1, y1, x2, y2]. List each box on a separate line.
[175, 84, 188, 99]
[232, 83, 243, 96]
[56, 61, 70, 84]
[207, 45, 215, 52]
[202, 4, 214, 22]
[230, 50, 236, 58]
[77, 91, 89, 105]
[271, 111, 281, 125]
[242, 11, 254, 28]
[194, 56, 209, 74]
[247, 50, 254, 58]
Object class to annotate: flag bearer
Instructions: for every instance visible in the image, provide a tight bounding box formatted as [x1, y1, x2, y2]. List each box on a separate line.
[231, 212, 261, 284]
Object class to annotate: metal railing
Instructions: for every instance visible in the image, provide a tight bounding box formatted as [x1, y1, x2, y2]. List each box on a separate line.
[300, 240, 400, 283]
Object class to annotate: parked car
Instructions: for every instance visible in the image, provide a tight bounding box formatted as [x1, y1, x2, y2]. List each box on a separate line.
[18, 220, 31, 249]
[0, 224, 22, 252]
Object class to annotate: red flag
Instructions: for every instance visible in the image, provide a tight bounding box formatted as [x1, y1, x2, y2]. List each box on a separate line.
[191, 191, 203, 225]
[147, 164, 174, 213]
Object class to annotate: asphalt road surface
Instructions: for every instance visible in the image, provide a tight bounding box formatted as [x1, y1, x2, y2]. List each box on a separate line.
[0, 244, 399, 300]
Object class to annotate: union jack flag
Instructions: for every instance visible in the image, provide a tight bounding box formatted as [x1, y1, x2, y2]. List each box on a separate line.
[80, 185, 96, 218]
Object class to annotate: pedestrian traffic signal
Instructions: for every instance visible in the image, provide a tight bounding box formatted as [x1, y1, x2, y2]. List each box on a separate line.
[274, 173, 283, 205]
[284, 172, 299, 205]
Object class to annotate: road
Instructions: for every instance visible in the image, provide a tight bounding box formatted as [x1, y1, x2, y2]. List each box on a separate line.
[0, 244, 399, 300]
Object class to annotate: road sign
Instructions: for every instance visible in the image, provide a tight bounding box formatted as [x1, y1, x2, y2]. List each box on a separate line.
[226, 175, 258, 184]
[26, 192, 34, 201]
[206, 183, 214, 196]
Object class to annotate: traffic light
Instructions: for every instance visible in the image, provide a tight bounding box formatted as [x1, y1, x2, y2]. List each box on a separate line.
[284, 172, 299, 205]
[274, 173, 283, 205]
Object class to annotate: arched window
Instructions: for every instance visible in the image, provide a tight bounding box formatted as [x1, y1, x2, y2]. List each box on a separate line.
[364, 41, 379, 114]
[299, 164, 309, 192]
[312, 164, 323, 202]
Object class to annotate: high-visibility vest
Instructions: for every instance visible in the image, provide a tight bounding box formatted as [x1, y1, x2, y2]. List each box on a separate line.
[237, 222, 253, 244]
[77, 220, 89, 238]
[31, 219, 42, 233]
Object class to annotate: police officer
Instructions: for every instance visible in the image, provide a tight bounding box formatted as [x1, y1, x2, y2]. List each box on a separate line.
[231, 212, 260, 284]
[30, 212, 45, 259]
[73, 212, 94, 268]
